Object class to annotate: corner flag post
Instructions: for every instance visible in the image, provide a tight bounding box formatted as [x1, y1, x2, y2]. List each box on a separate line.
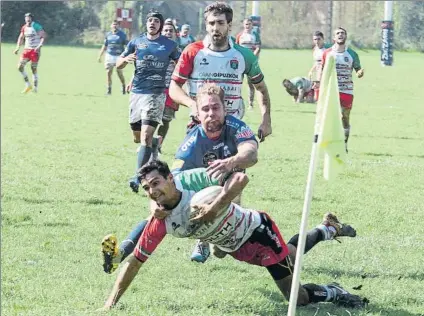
[287, 55, 344, 315]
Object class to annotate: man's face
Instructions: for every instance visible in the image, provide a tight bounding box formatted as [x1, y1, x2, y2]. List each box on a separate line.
[334, 29, 347, 45]
[181, 27, 189, 36]
[197, 94, 225, 134]
[141, 170, 175, 206]
[205, 13, 231, 47]
[313, 36, 323, 48]
[243, 21, 252, 32]
[147, 17, 161, 35]
[162, 25, 175, 39]
[111, 22, 118, 32]
[25, 16, 32, 24]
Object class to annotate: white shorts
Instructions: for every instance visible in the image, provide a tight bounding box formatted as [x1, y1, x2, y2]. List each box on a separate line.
[129, 93, 166, 125]
[104, 53, 119, 69]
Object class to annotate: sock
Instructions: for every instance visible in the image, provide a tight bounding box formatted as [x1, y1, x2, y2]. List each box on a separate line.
[288, 228, 325, 254]
[303, 284, 335, 303]
[344, 126, 350, 142]
[119, 220, 148, 262]
[136, 145, 152, 170]
[21, 71, 30, 85]
[316, 224, 337, 240]
[33, 74, 38, 87]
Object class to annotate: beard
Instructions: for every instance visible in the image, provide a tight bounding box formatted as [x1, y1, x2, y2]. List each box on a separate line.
[205, 120, 224, 133]
[337, 39, 346, 45]
[210, 33, 228, 48]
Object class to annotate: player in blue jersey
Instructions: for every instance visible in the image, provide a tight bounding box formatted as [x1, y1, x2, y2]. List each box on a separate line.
[116, 11, 181, 193]
[101, 83, 259, 272]
[98, 20, 128, 95]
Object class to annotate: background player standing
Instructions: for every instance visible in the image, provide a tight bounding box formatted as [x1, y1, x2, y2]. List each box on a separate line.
[13, 13, 45, 93]
[98, 20, 128, 95]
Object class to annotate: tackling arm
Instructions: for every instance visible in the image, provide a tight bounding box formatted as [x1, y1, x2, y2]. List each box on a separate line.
[230, 140, 258, 169]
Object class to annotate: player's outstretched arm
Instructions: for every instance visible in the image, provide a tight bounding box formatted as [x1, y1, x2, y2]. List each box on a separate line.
[253, 80, 272, 141]
[231, 140, 258, 169]
[101, 255, 143, 310]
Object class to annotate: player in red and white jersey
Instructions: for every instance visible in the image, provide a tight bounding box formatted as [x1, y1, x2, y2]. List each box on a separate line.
[236, 18, 261, 109]
[98, 160, 366, 311]
[308, 31, 331, 102]
[169, 2, 272, 142]
[13, 13, 45, 93]
[322, 27, 364, 152]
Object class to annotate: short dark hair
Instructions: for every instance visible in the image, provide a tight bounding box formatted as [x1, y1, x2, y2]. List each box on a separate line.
[314, 31, 324, 38]
[137, 160, 171, 182]
[204, 2, 233, 23]
[335, 26, 347, 35]
[243, 18, 253, 23]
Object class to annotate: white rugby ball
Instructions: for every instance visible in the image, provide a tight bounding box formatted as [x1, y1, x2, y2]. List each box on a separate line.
[190, 186, 223, 219]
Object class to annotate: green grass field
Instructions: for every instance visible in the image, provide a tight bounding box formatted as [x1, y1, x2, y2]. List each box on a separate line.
[1, 43, 424, 316]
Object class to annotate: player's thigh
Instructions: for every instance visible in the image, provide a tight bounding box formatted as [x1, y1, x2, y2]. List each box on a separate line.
[140, 93, 166, 125]
[104, 53, 117, 70]
[129, 93, 144, 124]
[162, 107, 175, 122]
[230, 212, 288, 266]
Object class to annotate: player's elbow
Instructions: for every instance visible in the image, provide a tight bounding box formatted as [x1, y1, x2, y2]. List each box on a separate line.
[169, 80, 179, 100]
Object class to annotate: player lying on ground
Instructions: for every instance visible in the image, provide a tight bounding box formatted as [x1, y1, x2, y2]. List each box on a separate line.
[282, 77, 315, 104]
[99, 160, 367, 310]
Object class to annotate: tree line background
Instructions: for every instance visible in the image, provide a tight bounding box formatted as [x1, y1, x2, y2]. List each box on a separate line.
[1, 1, 423, 51]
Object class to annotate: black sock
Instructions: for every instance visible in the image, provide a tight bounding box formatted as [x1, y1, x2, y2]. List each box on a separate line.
[303, 284, 333, 303]
[288, 228, 324, 254]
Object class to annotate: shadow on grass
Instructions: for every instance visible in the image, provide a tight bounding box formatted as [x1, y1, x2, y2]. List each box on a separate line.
[46, 92, 107, 98]
[363, 152, 393, 157]
[21, 197, 122, 206]
[256, 288, 422, 316]
[305, 266, 424, 282]
[355, 135, 424, 141]
[283, 109, 317, 115]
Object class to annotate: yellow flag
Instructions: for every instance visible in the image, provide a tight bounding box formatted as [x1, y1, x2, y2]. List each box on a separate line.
[314, 55, 346, 180]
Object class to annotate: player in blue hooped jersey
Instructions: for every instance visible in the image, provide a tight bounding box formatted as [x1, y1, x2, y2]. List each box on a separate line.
[98, 20, 128, 95]
[116, 11, 181, 193]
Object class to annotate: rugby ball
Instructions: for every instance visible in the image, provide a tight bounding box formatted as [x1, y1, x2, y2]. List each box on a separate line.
[189, 186, 223, 219]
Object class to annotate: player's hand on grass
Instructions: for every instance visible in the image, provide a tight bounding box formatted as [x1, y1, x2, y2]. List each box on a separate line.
[190, 204, 218, 223]
[125, 53, 137, 63]
[97, 56, 102, 63]
[257, 116, 272, 142]
[357, 68, 364, 78]
[207, 158, 235, 181]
